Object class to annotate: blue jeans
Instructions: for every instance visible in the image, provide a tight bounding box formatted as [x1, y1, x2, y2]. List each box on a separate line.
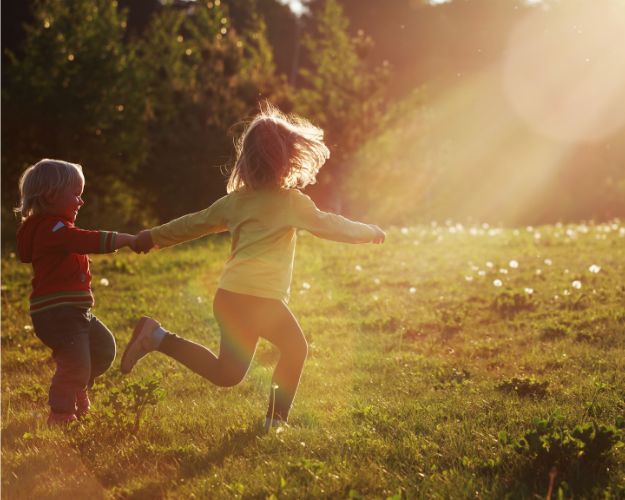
[31, 306, 116, 414]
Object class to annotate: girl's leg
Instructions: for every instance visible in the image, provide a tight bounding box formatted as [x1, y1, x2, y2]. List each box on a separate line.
[255, 302, 308, 422]
[157, 289, 258, 387]
[87, 314, 116, 385]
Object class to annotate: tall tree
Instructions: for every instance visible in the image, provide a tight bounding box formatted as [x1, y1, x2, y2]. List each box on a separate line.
[2, 0, 150, 230]
[136, 1, 290, 220]
[294, 0, 390, 208]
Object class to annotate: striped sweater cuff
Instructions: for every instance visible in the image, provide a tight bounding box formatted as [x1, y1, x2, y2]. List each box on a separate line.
[99, 231, 118, 253]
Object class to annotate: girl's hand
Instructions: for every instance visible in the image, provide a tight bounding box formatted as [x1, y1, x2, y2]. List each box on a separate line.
[370, 225, 385, 244]
[132, 229, 155, 254]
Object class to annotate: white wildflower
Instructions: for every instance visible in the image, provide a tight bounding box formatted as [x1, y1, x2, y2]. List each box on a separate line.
[493, 279, 503, 287]
[572, 280, 582, 289]
[409, 287, 417, 294]
[588, 264, 601, 273]
[302, 282, 311, 290]
[524, 288, 534, 295]
[355, 264, 363, 272]
[509, 260, 519, 269]
[99, 278, 110, 287]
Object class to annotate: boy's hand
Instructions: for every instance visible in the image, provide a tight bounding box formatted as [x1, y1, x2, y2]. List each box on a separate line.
[132, 229, 155, 254]
[370, 225, 385, 244]
[114, 233, 137, 250]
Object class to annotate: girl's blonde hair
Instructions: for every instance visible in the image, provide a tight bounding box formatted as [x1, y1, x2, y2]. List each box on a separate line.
[15, 159, 85, 220]
[227, 102, 330, 193]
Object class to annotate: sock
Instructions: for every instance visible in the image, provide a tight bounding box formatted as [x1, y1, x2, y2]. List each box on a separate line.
[152, 326, 167, 348]
[265, 416, 287, 429]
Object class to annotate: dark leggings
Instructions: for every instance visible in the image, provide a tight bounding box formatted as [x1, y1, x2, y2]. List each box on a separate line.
[158, 288, 308, 421]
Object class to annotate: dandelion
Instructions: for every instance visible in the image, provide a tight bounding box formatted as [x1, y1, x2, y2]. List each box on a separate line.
[509, 260, 519, 269]
[372, 294, 379, 301]
[572, 280, 582, 289]
[588, 264, 601, 273]
[535, 269, 542, 276]
[534, 232, 541, 240]
[544, 258, 552, 266]
[465, 276, 474, 282]
[400, 227, 409, 235]
[486, 261, 494, 269]
[563, 289, 571, 296]
[499, 268, 508, 274]
[478, 270, 486, 277]
[373, 277, 381, 285]
[302, 282, 311, 290]
[355, 264, 363, 272]
[24, 325, 33, 331]
[99, 278, 110, 286]
[524, 287, 534, 295]
[493, 279, 503, 287]
[409, 287, 417, 294]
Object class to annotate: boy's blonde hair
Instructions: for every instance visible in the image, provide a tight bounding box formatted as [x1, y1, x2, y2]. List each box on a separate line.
[15, 159, 85, 220]
[227, 102, 330, 193]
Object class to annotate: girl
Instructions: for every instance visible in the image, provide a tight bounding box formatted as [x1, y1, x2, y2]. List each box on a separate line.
[16, 159, 136, 425]
[121, 103, 385, 429]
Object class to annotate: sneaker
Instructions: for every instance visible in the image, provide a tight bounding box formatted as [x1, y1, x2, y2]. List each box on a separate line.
[76, 388, 90, 418]
[120, 316, 161, 374]
[264, 416, 289, 432]
[47, 411, 78, 426]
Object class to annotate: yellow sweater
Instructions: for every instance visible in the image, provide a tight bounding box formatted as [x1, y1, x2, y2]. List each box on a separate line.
[151, 188, 377, 303]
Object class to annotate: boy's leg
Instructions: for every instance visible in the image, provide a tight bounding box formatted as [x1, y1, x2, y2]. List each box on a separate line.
[32, 307, 92, 414]
[87, 314, 116, 385]
[257, 303, 308, 423]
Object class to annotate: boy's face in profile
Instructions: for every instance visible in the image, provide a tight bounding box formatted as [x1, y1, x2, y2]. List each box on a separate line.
[47, 181, 85, 223]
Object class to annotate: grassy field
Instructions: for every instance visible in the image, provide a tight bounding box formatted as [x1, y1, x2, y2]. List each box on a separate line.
[2, 221, 624, 499]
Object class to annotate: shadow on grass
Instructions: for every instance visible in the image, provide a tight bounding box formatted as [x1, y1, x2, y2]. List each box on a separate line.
[174, 422, 266, 480]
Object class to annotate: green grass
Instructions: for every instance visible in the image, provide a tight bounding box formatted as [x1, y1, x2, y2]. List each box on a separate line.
[2, 222, 625, 499]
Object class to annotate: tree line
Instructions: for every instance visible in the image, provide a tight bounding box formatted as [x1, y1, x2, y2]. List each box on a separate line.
[2, 0, 389, 234]
[3, 0, 623, 239]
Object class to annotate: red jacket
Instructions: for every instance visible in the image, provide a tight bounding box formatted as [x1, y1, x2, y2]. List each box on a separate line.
[17, 214, 118, 314]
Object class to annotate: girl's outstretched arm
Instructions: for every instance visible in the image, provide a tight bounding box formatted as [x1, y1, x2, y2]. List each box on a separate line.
[290, 190, 385, 244]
